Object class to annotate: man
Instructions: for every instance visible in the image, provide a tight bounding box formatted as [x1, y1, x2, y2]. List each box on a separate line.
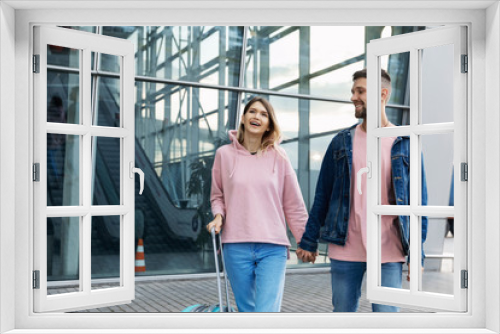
[297, 69, 427, 312]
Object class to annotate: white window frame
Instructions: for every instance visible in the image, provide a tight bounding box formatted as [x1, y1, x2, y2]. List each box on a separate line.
[1, 2, 498, 333]
[365, 25, 468, 312]
[33, 25, 136, 313]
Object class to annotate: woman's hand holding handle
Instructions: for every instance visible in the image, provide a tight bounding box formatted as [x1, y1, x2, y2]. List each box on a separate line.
[206, 214, 223, 234]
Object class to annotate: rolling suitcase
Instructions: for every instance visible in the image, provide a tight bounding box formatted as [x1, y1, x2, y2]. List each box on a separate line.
[182, 227, 235, 312]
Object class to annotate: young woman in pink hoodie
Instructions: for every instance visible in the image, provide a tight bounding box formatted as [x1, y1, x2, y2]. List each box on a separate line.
[206, 96, 308, 312]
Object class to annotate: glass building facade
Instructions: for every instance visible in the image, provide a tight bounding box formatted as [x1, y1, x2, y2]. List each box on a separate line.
[46, 25, 423, 282]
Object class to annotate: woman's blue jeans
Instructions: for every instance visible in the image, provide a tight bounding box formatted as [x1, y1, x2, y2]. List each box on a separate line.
[223, 243, 287, 312]
[330, 259, 403, 312]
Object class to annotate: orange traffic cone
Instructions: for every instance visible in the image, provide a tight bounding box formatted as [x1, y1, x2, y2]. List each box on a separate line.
[135, 238, 146, 272]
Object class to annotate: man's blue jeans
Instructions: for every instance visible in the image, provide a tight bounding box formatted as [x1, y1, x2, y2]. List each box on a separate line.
[330, 259, 403, 312]
[223, 243, 287, 312]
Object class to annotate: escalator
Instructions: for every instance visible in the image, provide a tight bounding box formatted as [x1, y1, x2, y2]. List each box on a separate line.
[90, 86, 203, 254]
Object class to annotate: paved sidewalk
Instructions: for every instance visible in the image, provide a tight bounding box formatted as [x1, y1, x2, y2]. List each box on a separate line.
[74, 270, 446, 313]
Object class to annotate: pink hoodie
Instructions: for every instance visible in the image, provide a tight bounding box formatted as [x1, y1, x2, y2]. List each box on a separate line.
[210, 130, 308, 246]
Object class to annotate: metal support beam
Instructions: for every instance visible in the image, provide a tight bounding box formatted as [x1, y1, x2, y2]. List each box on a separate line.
[298, 26, 311, 207]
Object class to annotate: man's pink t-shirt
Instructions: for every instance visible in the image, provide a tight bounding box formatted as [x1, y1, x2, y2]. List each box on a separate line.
[329, 124, 405, 263]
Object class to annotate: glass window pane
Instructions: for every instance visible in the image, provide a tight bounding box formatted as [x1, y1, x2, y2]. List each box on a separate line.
[101, 26, 244, 87]
[280, 141, 298, 172]
[269, 95, 299, 140]
[310, 26, 365, 74]
[47, 217, 80, 294]
[47, 134, 80, 206]
[269, 29, 299, 91]
[99, 53, 121, 73]
[386, 51, 410, 108]
[310, 61, 364, 101]
[47, 44, 79, 68]
[421, 44, 454, 124]
[67, 26, 96, 34]
[378, 215, 409, 293]
[309, 100, 358, 135]
[198, 113, 218, 153]
[246, 27, 300, 92]
[376, 52, 411, 205]
[200, 30, 219, 65]
[421, 216, 454, 296]
[93, 73, 121, 128]
[92, 137, 121, 206]
[377, 135, 404, 205]
[47, 45, 80, 124]
[421, 133, 454, 206]
[309, 135, 333, 210]
[91, 216, 121, 289]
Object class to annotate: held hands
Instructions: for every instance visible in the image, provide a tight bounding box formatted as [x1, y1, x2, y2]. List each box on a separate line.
[296, 247, 319, 264]
[206, 214, 223, 234]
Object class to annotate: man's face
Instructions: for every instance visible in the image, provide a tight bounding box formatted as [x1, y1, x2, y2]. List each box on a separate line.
[350, 78, 367, 119]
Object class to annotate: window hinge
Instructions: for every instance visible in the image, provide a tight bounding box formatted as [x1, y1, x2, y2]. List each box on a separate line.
[33, 163, 40, 182]
[461, 270, 468, 289]
[461, 54, 468, 73]
[461, 162, 468, 181]
[33, 270, 40, 289]
[33, 54, 40, 73]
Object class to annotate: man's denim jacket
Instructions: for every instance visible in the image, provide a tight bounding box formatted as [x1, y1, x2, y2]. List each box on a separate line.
[299, 124, 428, 265]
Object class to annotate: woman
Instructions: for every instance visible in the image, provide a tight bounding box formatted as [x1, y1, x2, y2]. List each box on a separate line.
[207, 96, 308, 312]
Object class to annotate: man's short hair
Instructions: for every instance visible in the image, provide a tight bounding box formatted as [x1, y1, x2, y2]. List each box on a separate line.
[352, 68, 391, 86]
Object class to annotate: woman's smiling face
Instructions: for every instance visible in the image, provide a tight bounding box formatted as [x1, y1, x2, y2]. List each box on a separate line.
[241, 101, 270, 138]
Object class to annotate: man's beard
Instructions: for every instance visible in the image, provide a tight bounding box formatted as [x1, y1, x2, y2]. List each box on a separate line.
[355, 106, 366, 119]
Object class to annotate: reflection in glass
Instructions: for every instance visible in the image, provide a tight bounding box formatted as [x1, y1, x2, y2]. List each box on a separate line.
[420, 216, 454, 295]
[93, 76, 121, 127]
[47, 217, 80, 290]
[99, 53, 121, 73]
[47, 45, 80, 124]
[386, 51, 410, 108]
[91, 216, 121, 288]
[67, 26, 97, 34]
[47, 44, 79, 68]
[383, 51, 410, 126]
[421, 44, 454, 124]
[47, 134, 80, 206]
[92, 137, 121, 206]
[421, 133, 454, 206]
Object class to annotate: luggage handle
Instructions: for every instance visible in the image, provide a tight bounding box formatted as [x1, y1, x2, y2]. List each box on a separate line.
[210, 227, 233, 312]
